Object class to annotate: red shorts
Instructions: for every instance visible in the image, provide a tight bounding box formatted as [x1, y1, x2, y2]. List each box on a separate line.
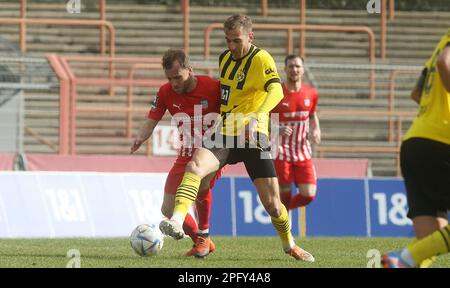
[274, 159, 317, 186]
[164, 159, 223, 195]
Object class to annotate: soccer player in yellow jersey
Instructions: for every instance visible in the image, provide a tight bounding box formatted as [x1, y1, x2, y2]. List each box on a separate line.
[160, 14, 315, 262]
[382, 29, 450, 268]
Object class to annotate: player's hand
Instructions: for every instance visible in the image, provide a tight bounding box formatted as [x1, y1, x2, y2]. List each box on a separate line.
[280, 126, 293, 137]
[313, 128, 321, 144]
[130, 138, 143, 154]
[247, 117, 259, 144]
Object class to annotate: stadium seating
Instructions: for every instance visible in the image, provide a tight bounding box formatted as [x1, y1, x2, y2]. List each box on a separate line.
[1, 1, 448, 176]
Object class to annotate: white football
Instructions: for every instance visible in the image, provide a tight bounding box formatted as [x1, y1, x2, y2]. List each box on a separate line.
[130, 224, 164, 256]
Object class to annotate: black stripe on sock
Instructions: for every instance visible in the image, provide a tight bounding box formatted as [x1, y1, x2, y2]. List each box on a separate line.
[273, 222, 290, 232]
[178, 186, 199, 194]
[176, 193, 196, 202]
[177, 188, 197, 195]
[179, 183, 198, 190]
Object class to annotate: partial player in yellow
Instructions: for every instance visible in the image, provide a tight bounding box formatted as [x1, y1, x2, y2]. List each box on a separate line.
[381, 29, 450, 268]
[160, 14, 315, 262]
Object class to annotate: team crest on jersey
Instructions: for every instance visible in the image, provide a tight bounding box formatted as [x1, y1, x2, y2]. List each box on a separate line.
[200, 99, 208, 109]
[236, 70, 246, 82]
[304, 98, 310, 107]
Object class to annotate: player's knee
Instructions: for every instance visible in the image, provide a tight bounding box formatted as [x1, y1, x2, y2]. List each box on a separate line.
[299, 185, 317, 198]
[185, 160, 206, 178]
[265, 200, 283, 217]
[279, 185, 291, 193]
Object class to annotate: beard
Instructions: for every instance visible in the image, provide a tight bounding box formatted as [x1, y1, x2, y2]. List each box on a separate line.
[288, 75, 300, 82]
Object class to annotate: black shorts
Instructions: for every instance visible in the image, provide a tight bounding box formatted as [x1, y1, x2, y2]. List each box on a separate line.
[400, 138, 450, 219]
[204, 132, 277, 181]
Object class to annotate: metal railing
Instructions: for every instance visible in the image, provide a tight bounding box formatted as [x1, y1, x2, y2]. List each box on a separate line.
[387, 69, 421, 141]
[47, 55, 166, 155]
[8, 0, 110, 55]
[316, 109, 415, 176]
[258, 0, 395, 60]
[204, 22, 377, 98]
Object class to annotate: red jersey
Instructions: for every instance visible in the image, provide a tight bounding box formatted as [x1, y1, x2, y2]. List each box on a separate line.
[148, 75, 220, 160]
[271, 82, 318, 163]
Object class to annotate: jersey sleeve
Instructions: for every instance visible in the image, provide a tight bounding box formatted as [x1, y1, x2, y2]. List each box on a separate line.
[147, 86, 167, 121]
[255, 51, 281, 92]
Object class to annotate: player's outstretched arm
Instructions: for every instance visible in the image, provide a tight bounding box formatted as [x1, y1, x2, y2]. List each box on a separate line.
[130, 119, 159, 154]
[437, 45, 450, 93]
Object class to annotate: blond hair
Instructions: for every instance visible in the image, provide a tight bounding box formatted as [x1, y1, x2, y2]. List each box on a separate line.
[223, 14, 252, 33]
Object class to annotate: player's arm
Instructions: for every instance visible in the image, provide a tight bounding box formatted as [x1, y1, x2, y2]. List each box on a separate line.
[248, 82, 284, 140]
[130, 119, 159, 154]
[131, 91, 166, 154]
[310, 112, 321, 144]
[270, 116, 293, 137]
[437, 45, 450, 93]
[411, 68, 427, 104]
[254, 52, 284, 119]
[257, 82, 284, 116]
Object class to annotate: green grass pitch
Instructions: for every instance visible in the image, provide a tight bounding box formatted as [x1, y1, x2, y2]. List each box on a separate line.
[0, 237, 448, 268]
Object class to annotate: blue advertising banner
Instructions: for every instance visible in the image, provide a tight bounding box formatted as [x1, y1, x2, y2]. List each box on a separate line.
[1, 172, 447, 238]
[368, 178, 414, 237]
[232, 177, 299, 236]
[209, 177, 233, 236]
[306, 178, 368, 237]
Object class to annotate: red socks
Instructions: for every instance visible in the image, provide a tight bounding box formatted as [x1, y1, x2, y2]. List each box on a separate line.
[183, 213, 198, 242]
[289, 194, 315, 209]
[280, 191, 292, 209]
[196, 189, 212, 231]
[182, 188, 213, 242]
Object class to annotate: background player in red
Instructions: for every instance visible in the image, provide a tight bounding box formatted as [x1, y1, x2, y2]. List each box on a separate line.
[130, 49, 221, 257]
[271, 55, 321, 210]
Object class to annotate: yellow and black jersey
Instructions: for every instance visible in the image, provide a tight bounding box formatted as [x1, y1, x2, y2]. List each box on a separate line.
[218, 44, 281, 136]
[404, 29, 450, 145]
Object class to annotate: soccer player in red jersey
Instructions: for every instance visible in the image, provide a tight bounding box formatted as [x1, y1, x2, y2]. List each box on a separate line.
[271, 55, 321, 210]
[130, 49, 221, 257]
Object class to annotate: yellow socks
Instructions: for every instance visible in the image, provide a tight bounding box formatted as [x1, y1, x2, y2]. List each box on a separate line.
[408, 239, 436, 268]
[172, 172, 201, 223]
[407, 224, 450, 266]
[271, 204, 295, 251]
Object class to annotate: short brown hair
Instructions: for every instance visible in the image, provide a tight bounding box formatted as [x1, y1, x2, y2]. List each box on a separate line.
[284, 54, 304, 66]
[223, 14, 252, 33]
[162, 49, 190, 70]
